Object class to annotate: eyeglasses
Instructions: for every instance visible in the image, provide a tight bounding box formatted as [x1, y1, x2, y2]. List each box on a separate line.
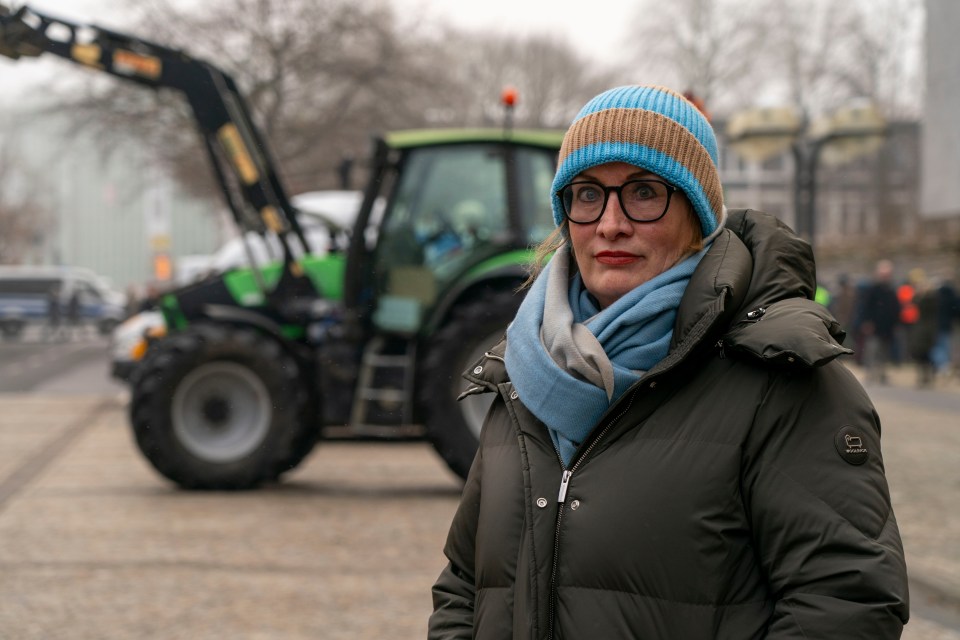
[558, 179, 679, 224]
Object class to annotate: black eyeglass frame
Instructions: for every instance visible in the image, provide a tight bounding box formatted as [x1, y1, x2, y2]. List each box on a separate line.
[558, 179, 680, 225]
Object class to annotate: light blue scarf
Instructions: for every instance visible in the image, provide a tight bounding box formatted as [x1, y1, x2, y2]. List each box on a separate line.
[505, 246, 705, 466]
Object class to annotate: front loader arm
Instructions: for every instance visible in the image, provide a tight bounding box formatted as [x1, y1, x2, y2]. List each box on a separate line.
[0, 4, 311, 277]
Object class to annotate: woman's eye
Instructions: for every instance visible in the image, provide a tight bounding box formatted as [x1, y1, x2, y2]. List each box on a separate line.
[626, 183, 656, 200]
[576, 186, 602, 203]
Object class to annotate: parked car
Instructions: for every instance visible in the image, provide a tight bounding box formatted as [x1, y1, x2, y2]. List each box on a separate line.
[0, 265, 127, 339]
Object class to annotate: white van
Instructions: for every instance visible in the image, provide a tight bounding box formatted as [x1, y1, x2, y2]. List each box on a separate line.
[0, 265, 127, 340]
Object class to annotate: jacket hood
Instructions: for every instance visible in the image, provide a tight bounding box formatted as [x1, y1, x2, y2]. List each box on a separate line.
[676, 208, 850, 368]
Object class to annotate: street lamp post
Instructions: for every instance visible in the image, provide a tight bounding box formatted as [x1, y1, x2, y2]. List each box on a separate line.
[727, 103, 886, 251]
[791, 135, 837, 243]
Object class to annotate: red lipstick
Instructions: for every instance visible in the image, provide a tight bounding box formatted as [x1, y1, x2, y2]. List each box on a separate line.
[595, 251, 639, 265]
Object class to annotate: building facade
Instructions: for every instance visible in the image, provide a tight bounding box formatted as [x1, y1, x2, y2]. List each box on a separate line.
[923, 0, 960, 221]
[0, 107, 225, 290]
[718, 118, 960, 285]
[719, 121, 921, 250]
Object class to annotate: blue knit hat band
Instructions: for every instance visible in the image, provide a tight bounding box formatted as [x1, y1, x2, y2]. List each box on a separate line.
[551, 85, 723, 238]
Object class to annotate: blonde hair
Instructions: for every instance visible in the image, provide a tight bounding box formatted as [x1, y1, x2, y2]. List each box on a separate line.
[521, 226, 569, 290]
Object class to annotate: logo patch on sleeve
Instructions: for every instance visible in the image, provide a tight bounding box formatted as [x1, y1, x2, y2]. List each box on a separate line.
[835, 425, 869, 465]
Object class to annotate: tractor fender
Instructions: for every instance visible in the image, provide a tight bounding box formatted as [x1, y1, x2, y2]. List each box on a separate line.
[202, 304, 288, 342]
[198, 304, 317, 372]
[423, 263, 528, 336]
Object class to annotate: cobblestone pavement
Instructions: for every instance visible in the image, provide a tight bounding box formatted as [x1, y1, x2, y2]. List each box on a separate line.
[0, 374, 957, 638]
[0, 396, 463, 639]
[848, 363, 960, 640]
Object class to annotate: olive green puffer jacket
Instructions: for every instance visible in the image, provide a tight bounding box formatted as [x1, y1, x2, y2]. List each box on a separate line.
[429, 210, 909, 640]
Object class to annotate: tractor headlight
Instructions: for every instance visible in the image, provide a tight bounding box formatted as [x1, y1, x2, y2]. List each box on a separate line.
[111, 310, 165, 364]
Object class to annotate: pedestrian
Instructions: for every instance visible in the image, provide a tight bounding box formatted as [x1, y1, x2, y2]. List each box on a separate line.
[860, 259, 902, 384]
[429, 85, 908, 639]
[45, 284, 62, 341]
[931, 277, 958, 377]
[894, 276, 920, 365]
[905, 269, 940, 387]
[830, 273, 857, 332]
[815, 281, 831, 307]
[66, 288, 82, 340]
[849, 275, 873, 365]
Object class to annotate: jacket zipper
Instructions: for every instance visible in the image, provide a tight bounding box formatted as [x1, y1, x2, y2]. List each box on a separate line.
[546, 391, 638, 640]
[538, 301, 722, 637]
[714, 307, 764, 360]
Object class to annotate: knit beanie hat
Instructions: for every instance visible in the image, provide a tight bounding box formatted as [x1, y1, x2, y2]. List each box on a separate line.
[551, 85, 724, 239]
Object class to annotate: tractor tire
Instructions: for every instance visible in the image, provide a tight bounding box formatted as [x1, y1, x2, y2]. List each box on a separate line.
[418, 289, 523, 480]
[130, 324, 318, 490]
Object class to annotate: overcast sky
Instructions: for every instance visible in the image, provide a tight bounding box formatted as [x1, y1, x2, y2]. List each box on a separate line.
[13, 0, 628, 55]
[395, 0, 629, 62]
[0, 0, 631, 108]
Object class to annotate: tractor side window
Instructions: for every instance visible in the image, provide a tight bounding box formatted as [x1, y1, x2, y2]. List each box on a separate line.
[382, 145, 507, 272]
[373, 144, 508, 332]
[513, 146, 557, 245]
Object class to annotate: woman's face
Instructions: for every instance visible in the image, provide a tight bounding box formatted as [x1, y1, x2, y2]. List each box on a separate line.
[567, 162, 700, 309]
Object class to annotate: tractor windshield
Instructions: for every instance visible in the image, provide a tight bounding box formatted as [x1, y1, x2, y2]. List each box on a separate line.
[370, 141, 556, 333]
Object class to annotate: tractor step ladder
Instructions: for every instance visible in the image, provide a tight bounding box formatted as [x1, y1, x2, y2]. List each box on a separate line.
[349, 335, 417, 435]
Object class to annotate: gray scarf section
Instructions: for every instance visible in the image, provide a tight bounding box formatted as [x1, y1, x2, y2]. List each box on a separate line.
[541, 248, 616, 399]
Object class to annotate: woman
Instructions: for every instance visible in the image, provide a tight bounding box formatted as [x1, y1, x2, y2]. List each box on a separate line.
[429, 85, 908, 639]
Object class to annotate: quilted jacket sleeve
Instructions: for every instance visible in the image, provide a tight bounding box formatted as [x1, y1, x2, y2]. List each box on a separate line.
[428, 438, 482, 639]
[742, 360, 909, 639]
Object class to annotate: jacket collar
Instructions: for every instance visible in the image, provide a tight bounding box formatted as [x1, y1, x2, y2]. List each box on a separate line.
[460, 337, 509, 395]
[675, 209, 850, 368]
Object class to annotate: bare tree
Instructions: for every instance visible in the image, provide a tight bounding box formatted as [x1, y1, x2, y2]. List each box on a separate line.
[54, 0, 454, 201]
[621, 0, 924, 121]
[772, 0, 924, 119]
[773, 0, 862, 117]
[620, 0, 775, 115]
[830, 0, 925, 119]
[433, 29, 620, 129]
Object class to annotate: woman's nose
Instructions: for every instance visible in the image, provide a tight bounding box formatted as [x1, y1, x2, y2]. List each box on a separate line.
[595, 193, 633, 236]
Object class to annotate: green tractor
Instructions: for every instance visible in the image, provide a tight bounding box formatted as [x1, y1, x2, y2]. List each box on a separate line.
[1, 4, 562, 488]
